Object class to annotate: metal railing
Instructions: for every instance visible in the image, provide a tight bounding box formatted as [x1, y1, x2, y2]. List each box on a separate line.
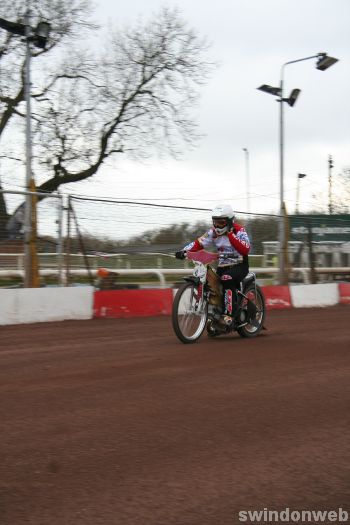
[1, 263, 349, 287]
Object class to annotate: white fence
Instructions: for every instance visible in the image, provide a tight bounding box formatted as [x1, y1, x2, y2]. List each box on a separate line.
[1, 251, 349, 287]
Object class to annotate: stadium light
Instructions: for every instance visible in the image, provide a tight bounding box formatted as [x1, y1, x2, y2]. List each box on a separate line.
[316, 53, 338, 71]
[257, 52, 338, 284]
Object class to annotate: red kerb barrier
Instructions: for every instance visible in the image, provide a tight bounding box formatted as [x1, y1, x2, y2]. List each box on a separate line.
[261, 285, 292, 310]
[94, 289, 173, 318]
[93, 283, 348, 319]
[338, 283, 350, 305]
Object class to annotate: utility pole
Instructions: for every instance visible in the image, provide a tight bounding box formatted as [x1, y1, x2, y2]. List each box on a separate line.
[0, 13, 50, 286]
[23, 8, 33, 287]
[328, 155, 333, 215]
[242, 148, 251, 215]
[295, 173, 307, 214]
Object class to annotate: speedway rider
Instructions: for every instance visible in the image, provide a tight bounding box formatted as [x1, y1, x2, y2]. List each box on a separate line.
[175, 204, 250, 327]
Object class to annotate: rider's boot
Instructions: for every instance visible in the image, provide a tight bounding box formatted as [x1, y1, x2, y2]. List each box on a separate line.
[219, 302, 245, 328]
[218, 314, 234, 328]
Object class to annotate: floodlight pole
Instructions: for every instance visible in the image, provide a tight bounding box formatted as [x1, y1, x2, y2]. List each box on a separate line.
[0, 9, 50, 287]
[242, 148, 250, 215]
[278, 54, 330, 285]
[258, 53, 338, 283]
[24, 8, 33, 288]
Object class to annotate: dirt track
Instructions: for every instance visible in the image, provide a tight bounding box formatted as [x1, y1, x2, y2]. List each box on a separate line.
[1, 306, 350, 525]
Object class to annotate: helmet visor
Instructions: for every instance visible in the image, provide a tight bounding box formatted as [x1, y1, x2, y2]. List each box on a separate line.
[213, 218, 228, 229]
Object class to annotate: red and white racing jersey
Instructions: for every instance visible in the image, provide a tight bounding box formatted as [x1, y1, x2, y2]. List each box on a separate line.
[184, 223, 250, 267]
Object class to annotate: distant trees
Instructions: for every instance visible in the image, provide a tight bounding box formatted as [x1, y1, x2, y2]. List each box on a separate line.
[332, 167, 350, 213]
[246, 216, 279, 253]
[127, 221, 211, 248]
[301, 166, 350, 214]
[26, 215, 278, 255]
[88, 216, 278, 254]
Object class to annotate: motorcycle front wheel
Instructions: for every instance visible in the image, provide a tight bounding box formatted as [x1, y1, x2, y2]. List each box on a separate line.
[172, 281, 208, 344]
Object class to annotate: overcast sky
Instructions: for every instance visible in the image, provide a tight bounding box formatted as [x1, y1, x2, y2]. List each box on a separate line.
[83, 0, 350, 217]
[67, 1, 350, 216]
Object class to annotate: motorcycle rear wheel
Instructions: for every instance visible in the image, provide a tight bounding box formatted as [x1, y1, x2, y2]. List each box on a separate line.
[237, 283, 265, 338]
[172, 281, 208, 344]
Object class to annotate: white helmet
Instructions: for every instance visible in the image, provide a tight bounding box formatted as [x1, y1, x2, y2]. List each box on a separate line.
[211, 204, 235, 235]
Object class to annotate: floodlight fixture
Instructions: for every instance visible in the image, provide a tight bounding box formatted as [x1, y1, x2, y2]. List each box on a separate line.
[257, 84, 281, 97]
[0, 16, 25, 36]
[316, 53, 338, 71]
[33, 20, 51, 49]
[0, 17, 50, 49]
[298, 173, 307, 179]
[286, 88, 301, 107]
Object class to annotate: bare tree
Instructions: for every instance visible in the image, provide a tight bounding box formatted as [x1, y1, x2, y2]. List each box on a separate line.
[0, 0, 95, 137]
[299, 166, 350, 215]
[33, 7, 213, 194]
[0, 0, 95, 235]
[0, 5, 212, 239]
[3, 5, 211, 192]
[333, 167, 350, 213]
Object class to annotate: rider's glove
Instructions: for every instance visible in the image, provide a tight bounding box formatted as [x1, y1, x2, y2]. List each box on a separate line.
[175, 250, 186, 260]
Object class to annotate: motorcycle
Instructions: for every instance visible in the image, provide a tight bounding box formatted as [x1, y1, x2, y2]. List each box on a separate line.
[172, 250, 266, 344]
